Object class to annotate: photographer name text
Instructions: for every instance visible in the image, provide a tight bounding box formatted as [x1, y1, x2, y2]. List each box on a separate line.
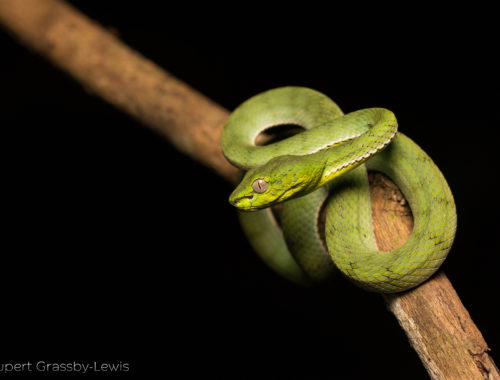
[1, 361, 129, 374]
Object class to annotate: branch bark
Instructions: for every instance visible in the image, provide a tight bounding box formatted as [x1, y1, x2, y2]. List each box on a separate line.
[0, 1, 497, 378]
[0, 0, 235, 184]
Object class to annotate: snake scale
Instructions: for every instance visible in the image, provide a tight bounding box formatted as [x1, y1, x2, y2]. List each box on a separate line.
[221, 87, 457, 293]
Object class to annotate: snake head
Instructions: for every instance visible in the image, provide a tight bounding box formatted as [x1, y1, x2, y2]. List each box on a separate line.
[229, 155, 323, 210]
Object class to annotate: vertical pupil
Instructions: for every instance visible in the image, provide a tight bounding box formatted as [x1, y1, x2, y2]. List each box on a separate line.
[252, 179, 267, 193]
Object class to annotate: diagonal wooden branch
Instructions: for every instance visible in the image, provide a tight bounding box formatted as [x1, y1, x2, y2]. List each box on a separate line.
[0, 1, 497, 378]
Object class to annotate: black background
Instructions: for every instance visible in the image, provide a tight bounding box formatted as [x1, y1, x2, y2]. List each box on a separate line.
[1, 2, 498, 379]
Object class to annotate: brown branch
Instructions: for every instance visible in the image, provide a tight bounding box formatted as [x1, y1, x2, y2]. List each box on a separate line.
[0, 1, 497, 378]
[0, 0, 235, 184]
[370, 173, 499, 379]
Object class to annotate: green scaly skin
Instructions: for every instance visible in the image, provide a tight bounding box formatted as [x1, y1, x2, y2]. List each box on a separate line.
[221, 87, 457, 293]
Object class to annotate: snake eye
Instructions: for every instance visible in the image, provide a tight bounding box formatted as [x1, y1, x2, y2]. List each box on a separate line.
[252, 178, 268, 193]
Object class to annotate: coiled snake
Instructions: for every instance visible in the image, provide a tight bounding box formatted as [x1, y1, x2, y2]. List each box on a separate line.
[221, 87, 456, 293]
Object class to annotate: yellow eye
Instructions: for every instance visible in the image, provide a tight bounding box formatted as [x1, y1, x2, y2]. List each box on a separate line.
[252, 178, 268, 193]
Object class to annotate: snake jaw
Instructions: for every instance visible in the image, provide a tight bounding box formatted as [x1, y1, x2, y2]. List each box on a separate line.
[229, 190, 255, 210]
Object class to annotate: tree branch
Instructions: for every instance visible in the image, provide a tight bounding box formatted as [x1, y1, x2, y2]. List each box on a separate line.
[0, 1, 497, 378]
[0, 0, 235, 183]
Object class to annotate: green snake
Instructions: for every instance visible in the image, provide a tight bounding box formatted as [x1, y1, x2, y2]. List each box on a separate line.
[221, 87, 457, 293]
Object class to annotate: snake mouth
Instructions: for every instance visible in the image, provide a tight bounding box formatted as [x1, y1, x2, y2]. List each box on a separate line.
[229, 193, 275, 211]
[229, 191, 255, 209]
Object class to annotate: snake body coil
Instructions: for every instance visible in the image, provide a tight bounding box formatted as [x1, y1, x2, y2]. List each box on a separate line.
[221, 87, 456, 293]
